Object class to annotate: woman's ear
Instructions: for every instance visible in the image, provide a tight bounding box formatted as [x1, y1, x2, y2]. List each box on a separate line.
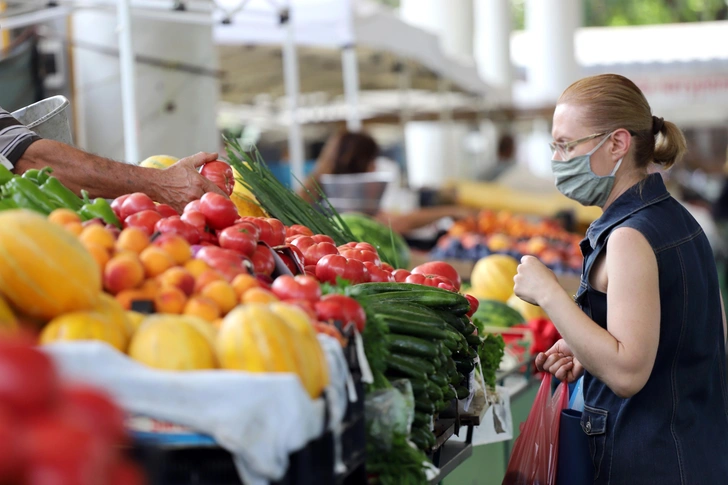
[610, 128, 631, 161]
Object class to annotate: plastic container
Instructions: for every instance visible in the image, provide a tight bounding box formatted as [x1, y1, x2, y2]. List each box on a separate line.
[319, 172, 394, 216]
[11, 96, 73, 145]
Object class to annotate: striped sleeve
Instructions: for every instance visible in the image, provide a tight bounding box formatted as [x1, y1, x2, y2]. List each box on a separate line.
[0, 107, 41, 169]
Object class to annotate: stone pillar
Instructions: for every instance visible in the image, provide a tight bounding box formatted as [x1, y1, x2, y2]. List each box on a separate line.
[474, 0, 512, 102]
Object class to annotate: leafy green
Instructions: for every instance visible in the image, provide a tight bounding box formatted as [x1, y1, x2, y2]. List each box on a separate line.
[366, 433, 428, 485]
[479, 330, 505, 389]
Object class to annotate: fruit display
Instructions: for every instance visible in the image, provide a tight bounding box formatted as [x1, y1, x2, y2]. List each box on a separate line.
[431, 209, 583, 274]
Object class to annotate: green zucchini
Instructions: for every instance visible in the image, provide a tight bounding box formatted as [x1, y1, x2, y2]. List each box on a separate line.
[455, 358, 475, 374]
[450, 372, 463, 385]
[354, 287, 470, 314]
[414, 412, 431, 428]
[387, 354, 428, 381]
[456, 386, 470, 400]
[410, 427, 429, 450]
[415, 398, 435, 414]
[463, 322, 477, 336]
[426, 381, 444, 402]
[392, 353, 436, 375]
[466, 333, 482, 347]
[436, 399, 450, 412]
[384, 318, 451, 340]
[429, 372, 448, 388]
[443, 386, 457, 401]
[387, 334, 440, 359]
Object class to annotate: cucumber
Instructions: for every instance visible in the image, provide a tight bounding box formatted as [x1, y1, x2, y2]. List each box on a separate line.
[443, 386, 456, 401]
[410, 427, 429, 450]
[353, 286, 470, 314]
[414, 412, 431, 428]
[450, 372, 463, 385]
[387, 334, 440, 359]
[436, 399, 450, 412]
[424, 428, 436, 448]
[441, 345, 452, 358]
[387, 354, 428, 381]
[393, 353, 436, 374]
[384, 318, 451, 340]
[456, 386, 470, 400]
[429, 372, 448, 388]
[455, 358, 475, 374]
[409, 379, 428, 396]
[466, 333, 482, 347]
[374, 303, 450, 326]
[415, 398, 435, 414]
[426, 381, 444, 402]
[463, 322, 477, 336]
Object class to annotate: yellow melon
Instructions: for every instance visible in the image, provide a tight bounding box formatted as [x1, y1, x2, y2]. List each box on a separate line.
[139, 155, 179, 169]
[128, 314, 216, 371]
[0, 210, 101, 320]
[40, 311, 126, 352]
[469, 254, 519, 302]
[507, 293, 548, 321]
[0, 293, 18, 335]
[125, 310, 146, 334]
[94, 293, 133, 343]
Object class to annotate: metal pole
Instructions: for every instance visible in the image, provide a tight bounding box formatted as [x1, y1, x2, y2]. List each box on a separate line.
[341, 44, 361, 132]
[117, 0, 140, 163]
[280, 7, 305, 185]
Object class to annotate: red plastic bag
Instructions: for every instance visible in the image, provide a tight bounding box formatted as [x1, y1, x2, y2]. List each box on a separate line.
[502, 374, 569, 485]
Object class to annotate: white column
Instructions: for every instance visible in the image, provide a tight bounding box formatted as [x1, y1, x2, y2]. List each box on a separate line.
[116, 0, 140, 164]
[525, 0, 582, 104]
[440, 0, 474, 59]
[341, 45, 362, 132]
[281, 12, 305, 184]
[474, 0, 512, 102]
[72, 11, 219, 163]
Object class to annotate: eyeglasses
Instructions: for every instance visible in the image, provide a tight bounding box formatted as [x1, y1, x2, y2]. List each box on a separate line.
[549, 132, 607, 160]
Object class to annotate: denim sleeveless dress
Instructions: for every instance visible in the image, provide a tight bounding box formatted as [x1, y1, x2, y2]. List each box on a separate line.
[575, 174, 728, 484]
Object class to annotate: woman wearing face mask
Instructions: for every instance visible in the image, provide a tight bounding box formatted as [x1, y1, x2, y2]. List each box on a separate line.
[513, 74, 728, 484]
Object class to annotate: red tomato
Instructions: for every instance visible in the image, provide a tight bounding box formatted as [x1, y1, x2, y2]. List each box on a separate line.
[124, 210, 162, 236]
[0, 341, 58, 416]
[381, 262, 394, 272]
[304, 265, 317, 278]
[219, 223, 258, 257]
[82, 218, 105, 228]
[199, 193, 238, 230]
[286, 224, 314, 238]
[252, 245, 276, 276]
[364, 262, 393, 282]
[339, 248, 381, 266]
[271, 275, 322, 302]
[391, 269, 411, 283]
[155, 216, 200, 244]
[196, 247, 247, 281]
[405, 273, 456, 291]
[265, 218, 287, 247]
[199, 230, 218, 246]
[286, 299, 318, 321]
[465, 294, 479, 317]
[290, 236, 339, 267]
[119, 192, 156, 220]
[109, 460, 147, 485]
[314, 294, 366, 332]
[200, 161, 234, 195]
[184, 200, 201, 213]
[0, 407, 20, 480]
[61, 384, 127, 445]
[315, 254, 368, 285]
[411, 261, 461, 291]
[181, 210, 207, 232]
[312, 234, 335, 245]
[104, 224, 121, 239]
[110, 194, 129, 219]
[339, 241, 378, 254]
[155, 203, 179, 218]
[240, 217, 275, 246]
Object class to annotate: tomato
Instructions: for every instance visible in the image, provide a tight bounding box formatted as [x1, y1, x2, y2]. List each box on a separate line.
[219, 223, 258, 257]
[104, 224, 121, 239]
[286, 224, 313, 238]
[271, 275, 322, 303]
[119, 192, 156, 220]
[240, 217, 276, 247]
[200, 161, 234, 195]
[0, 341, 58, 416]
[465, 294, 479, 317]
[405, 273, 456, 291]
[155, 216, 200, 244]
[285, 299, 318, 321]
[0, 407, 20, 480]
[364, 261, 393, 282]
[82, 218, 105, 228]
[124, 210, 163, 236]
[339, 241, 378, 254]
[304, 265, 317, 278]
[155, 203, 179, 218]
[391, 269, 411, 283]
[61, 384, 127, 445]
[265, 218, 287, 247]
[181, 210, 207, 232]
[314, 294, 366, 332]
[199, 192, 238, 230]
[381, 262, 394, 272]
[315, 254, 368, 285]
[411, 261, 461, 291]
[252, 245, 276, 276]
[339, 247, 381, 266]
[195, 247, 248, 280]
[110, 194, 129, 219]
[109, 460, 146, 485]
[184, 200, 201, 213]
[290, 236, 339, 267]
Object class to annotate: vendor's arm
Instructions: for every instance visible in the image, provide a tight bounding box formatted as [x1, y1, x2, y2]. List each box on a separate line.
[515, 227, 660, 398]
[377, 206, 478, 235]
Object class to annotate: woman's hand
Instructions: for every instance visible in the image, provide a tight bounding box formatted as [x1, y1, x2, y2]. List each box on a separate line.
[535, 339, 584, 382]
[513, 255, 560, 306]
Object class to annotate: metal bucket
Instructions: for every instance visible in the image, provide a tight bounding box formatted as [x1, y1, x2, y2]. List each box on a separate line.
[11, 96, 73, 145]
[319, 172, 394, 216]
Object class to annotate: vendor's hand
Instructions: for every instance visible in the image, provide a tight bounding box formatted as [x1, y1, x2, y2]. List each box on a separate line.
[513, 255, 559, 307]
[535, 339, 584, 383]
[154, 152, 227, 213]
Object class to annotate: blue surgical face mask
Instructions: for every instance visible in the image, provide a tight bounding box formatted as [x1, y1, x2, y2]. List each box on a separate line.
[551, 132, 622, 208]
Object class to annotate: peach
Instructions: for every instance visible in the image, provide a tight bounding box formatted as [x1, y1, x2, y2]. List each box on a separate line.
[116, 227, 150, 255]
[158, 267, 195, 297]
[200, 280, 237, 315]
[154, 286, 187, 314]
[139, 278, 161, 298]
[183, 296, 220, 323]
[79, 224, 116, 251]
[184, 259, 211, 279]
[194, 269, 224, 294]
[139, 246, 176, 278]
[241, 287, 279, 304]
[84, 242, 111, 273]
[64, 221, 84, 237]
[153, 234, 192, 265]
[48, 208, 81, 226]
[231, 273, 259, 298]
[104, 253, 145, 295]
[211, 318, 224, 329]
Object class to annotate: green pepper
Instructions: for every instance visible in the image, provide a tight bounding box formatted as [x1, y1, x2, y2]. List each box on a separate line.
[3, 177, 57, 214]
[40, 177, 83, 211]
[78, 190, 121, 228]
[22, 167, 53, 185]
[0, 198, 17, 211]
[0, 165, 13, 186]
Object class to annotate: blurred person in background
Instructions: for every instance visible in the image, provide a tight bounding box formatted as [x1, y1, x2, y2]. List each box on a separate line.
[479, 133, 517, 182]
[298, 129, 475, 235]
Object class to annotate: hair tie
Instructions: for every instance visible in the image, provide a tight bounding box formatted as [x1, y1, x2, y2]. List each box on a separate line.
[652, 116, 664, 135]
